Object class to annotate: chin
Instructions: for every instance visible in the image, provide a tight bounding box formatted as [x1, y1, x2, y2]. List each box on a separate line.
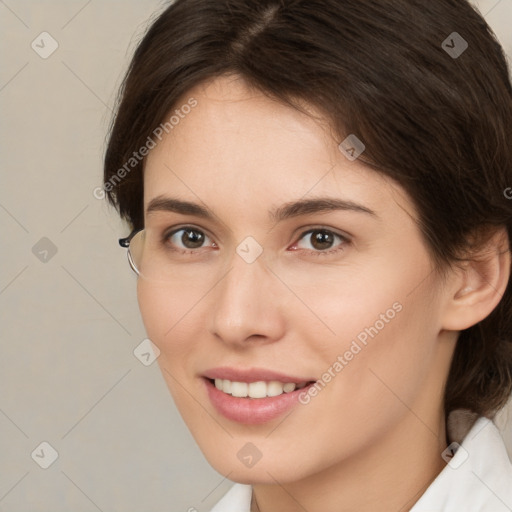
[200, 445, 316, 485]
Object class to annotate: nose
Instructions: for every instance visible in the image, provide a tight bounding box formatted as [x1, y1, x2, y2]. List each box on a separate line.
[209, 248, 287, 348]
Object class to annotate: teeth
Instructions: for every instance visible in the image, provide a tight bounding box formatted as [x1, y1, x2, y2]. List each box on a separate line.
[248, 381, 267, 399]
[283, 383, 296, 393]
[222, 379, 232, 394]
[231, 381, 248, 397]
[213, 378, 309, 398]
[267, 380, 284, 397]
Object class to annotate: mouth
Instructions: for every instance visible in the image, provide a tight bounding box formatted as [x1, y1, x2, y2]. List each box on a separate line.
[202, 369, 317, 425]
[206, 378, 314, 398]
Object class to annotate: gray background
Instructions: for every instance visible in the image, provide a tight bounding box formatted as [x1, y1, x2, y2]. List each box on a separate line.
[1, 1, 511, 511]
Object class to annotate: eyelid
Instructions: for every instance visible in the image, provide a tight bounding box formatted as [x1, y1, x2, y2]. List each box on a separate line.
[164, 225, 217, 250]
[293, 225, 352, 243]
[164, 224, 214, 238]
[290, 227, 350, 255]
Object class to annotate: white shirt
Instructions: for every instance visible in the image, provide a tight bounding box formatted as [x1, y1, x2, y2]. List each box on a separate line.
[209, 409, 512, 511]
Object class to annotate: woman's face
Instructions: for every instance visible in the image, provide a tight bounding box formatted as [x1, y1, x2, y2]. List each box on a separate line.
[139, 74, 454, 483]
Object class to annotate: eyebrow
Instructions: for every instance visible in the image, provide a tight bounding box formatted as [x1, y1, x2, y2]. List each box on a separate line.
[146, 195, 377, 223]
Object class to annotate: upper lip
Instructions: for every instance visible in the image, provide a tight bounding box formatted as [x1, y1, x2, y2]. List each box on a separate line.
[202, 367, 316, 383]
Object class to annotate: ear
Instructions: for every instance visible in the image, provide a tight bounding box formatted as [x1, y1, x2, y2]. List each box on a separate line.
[441, 227, 511, 331]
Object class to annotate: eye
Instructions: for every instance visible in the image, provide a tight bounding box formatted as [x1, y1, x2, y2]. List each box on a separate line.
[292, 228, 349, 256]
[164, 227, 216, 253]
[161, 226, 349, 257]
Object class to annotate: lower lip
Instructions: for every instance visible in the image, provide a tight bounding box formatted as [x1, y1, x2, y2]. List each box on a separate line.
[204, 378, 314, 425]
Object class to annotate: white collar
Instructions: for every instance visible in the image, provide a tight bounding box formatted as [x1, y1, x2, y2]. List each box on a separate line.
[412, 410, 512, 511]
[210, 409, 512, 511]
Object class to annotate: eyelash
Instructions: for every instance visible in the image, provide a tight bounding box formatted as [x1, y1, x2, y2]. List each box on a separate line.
[161, 225, 350, 258]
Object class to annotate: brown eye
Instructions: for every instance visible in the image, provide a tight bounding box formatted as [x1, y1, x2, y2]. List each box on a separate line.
[309, 230, 335, 250]
[166, 227, 213, 251]
[181, 229, 205, 248]
[294, 228, 348, 255]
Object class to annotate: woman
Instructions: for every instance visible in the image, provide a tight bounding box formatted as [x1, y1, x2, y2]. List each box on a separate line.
[103, 0, 512, 510]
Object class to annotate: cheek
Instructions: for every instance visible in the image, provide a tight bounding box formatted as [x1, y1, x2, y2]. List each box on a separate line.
[137, 281, 170, 342]
[137, 280, 206, 414]
[300, 255, 441, 410]
[289, 263, 406, 356]
[136, 280, 199, 360]
[281, 281, 441, 474]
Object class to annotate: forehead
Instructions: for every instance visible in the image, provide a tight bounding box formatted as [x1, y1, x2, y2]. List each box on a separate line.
[143, 75, 414, 224]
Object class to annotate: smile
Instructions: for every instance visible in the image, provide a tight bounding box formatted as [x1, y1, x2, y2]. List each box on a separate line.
[202, 368, 317, 424]
[212, 378, 309, 398]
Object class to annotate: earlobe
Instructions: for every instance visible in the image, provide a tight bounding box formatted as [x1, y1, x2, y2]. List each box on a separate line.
[441, 227, 511, 332]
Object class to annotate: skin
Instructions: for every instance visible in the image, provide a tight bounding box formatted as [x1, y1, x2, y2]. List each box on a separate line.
[137, 74, 510, 512]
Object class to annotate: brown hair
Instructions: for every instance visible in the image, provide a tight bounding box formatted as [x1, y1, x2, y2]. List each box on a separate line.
[103, 0, 512, 418]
